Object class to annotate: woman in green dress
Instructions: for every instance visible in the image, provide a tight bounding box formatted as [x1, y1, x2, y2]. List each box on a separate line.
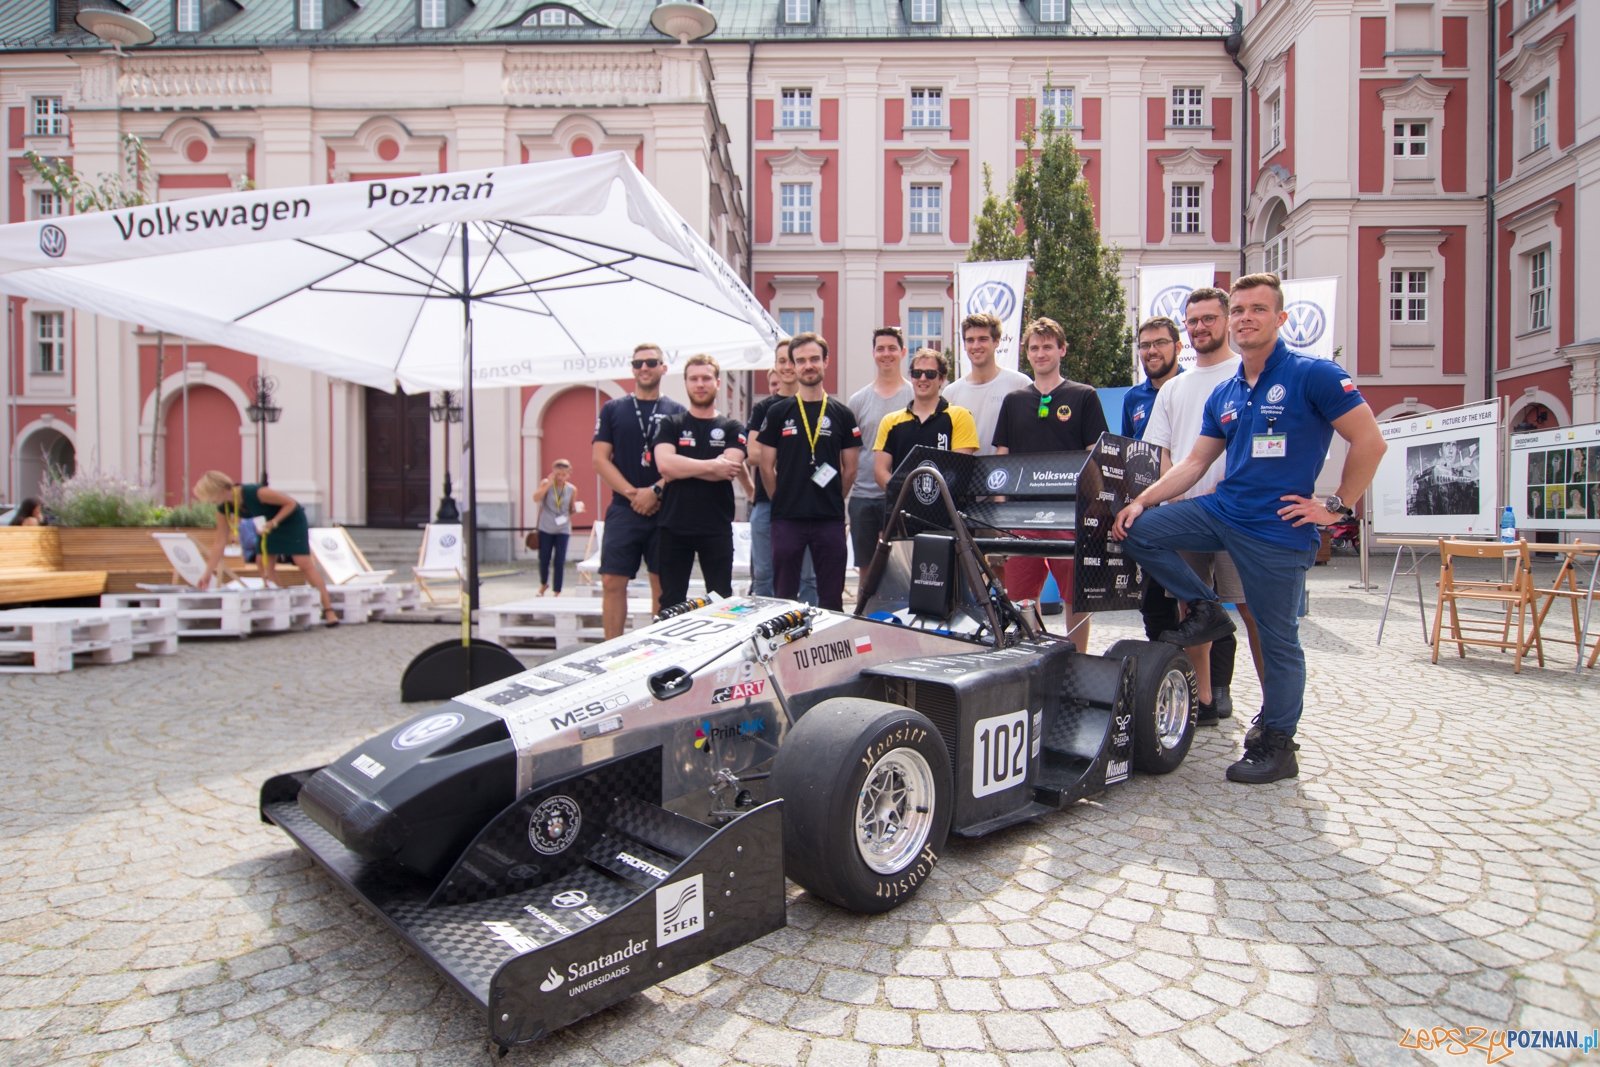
[193, 470, 339, 626]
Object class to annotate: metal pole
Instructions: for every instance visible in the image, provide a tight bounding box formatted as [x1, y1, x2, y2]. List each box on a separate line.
[7, 300, 15, 502]
[181, 336, 189, 505]
[460, 223, 480, 619]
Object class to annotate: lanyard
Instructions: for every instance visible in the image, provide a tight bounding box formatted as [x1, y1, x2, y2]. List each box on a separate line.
[549, 485, 568, 512]
[796, 395, 828, 465]
[631, 396, 657, 447]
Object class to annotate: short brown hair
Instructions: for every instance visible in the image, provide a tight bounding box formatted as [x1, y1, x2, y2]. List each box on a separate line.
[773, 339, 792, 364]
[1021, 317, 1065, 349]
[1230, 273, 1284, 311]
[789, 331, 829, 361]
[910, 347, 949, 378]
[632, 342, 665, 359]
[683, 353, 721, 378]
[872, 326, 906, 349]
[1184, 286, 1230, 315]
[961, 312, 1003, 343]
[1137, 316, 1181, 344]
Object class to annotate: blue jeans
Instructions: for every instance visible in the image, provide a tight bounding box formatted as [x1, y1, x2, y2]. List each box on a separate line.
[1121, 500, 1318, 735]
[750, 502, 816, 604]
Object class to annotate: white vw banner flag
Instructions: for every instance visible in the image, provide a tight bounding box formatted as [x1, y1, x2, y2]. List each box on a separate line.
[1278, 276, 1339, 361]
[956, 260, 1029, 373]
[1137, 262, 1215, 372]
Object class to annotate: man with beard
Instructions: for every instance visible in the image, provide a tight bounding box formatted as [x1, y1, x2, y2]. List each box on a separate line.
[757, 332, 862, 610]
[592, 343, 685, 638]
[746, 342, 818, 602]
[652, 355, 747, 606]
[1122, 316, 1183, 442]
[1143, 289, 1264, 723]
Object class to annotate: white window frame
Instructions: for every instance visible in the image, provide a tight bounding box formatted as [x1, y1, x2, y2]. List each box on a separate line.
[779, 309, 815, 337]
[909, 0, 938, 24]
[33, 190, 64, 219]
[1038, 0, 1067, 22]
[785, 0, 812, 24]
[1040, 86, 1074, 130]
[779, 182, 813, 235]
[32, 97, 65, 137]
[780, 88, 813, 129]
[1392, 120, 1428, 157]
[1264, 233, 1290, 279]
[907, 308, 944, 352]
[910, 88, 944, 129]
[1170, 184, 1203, 235]
[1529, 249, 1550, 332]
[1171, 87, 1204, 127]
[909, 183, 942, 235]
[1388, 270, 1429, 322]
[1267, 93, 1282, 152]
[421, 0, 447, 28]
[1526, 0, 1551, 17]
[1530, 87, 1549, 152]
[176, 0, 201, 32]
[299, 0, 323, 30]
[35, 311, 66, 375]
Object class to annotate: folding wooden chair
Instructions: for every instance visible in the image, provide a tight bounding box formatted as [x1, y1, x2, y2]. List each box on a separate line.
[309, 527, 395, 586]
[415, 524, 464, 606]
[1431, 538, 1543, 673]
[575, 520, 605, 586]
[1527, 542, 1600, 669]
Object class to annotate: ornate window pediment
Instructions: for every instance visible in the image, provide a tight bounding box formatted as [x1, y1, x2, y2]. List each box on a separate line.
[1500, 34, 1564, 87]
[770, 147, 828, 179]
[1378, 75, 1451, 114]
[1158, 147, 1222, 179]
[896, 147, 957, 179]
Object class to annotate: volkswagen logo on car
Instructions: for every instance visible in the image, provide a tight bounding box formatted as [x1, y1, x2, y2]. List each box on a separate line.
[392, 712, 463, 750]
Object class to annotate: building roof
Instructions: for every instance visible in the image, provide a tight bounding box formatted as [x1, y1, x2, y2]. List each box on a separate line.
[0, 1, 1235, 52]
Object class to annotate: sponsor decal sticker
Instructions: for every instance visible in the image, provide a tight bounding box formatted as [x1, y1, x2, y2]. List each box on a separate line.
[791, 637, 855, 669]
[854, 634, 873, 654]
[985, 468, 1009, 491]
[1055, 404, 1072, 422]
[554, 938, 651, 998]
[1340, 377, 1356, 393]
[551, 890, 589, 909]
[656, 875, 704, 946]
[711, 680, 766, 704]
[695, 717, 766, 749]
[350, 753, 386, 779]
[528, 795, 582, 855]
[913, 471, 940, 506]
[616, 851, 672, 879]
[540, 967, 565, 992]
[523, 904, 573, 936]
[1105, 758, 1130, 784]
[482, 920, 538, 953]
[392, 712, 463, 750]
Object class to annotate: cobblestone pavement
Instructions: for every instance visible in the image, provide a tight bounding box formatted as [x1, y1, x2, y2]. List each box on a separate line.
[3, 557, 1598, 1067]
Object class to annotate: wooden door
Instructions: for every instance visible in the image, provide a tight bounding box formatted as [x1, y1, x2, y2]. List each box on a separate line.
[365, 388, 432, 528]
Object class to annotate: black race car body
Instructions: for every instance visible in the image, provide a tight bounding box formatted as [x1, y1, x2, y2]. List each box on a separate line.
[260, 435, 1194, 1050]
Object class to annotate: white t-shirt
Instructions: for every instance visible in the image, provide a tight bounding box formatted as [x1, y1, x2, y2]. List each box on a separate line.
[943, 367, 1034, 455]
[1143, 356, 1241, 499]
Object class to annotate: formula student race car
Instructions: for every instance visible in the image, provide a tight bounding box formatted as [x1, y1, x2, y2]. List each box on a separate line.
[260, 432, 1197, 1052]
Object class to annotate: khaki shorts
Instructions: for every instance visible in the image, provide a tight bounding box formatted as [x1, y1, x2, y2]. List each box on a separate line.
[1174, 550, 1245, 604]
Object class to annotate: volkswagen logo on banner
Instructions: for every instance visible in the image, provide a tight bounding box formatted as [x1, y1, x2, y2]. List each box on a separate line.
[39, 224, 67, 259]
[1150, 285, 1191, 325]
[1282, 301, 1327, 348]
[966, 280, 1016, 320]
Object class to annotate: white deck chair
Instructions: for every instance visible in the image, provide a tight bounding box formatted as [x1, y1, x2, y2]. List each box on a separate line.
[731, 521, 752, 581]
[416, 524, 464, 605]
[309, 527, 395, 586]
[575, 521, 605, 585]
[152, 532, 223, 589]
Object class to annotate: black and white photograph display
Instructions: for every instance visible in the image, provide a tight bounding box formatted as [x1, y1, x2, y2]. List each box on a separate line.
[1405, 438, 1480, 516]
[1510, 423, 1600, 530]
[1373, 400, 1500, 535]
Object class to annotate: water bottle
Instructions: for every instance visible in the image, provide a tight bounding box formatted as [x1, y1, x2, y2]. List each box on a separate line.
[1500, 505, 1516, 543]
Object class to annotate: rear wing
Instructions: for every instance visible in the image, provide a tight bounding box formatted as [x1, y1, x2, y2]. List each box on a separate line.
[879, 433, 1160, 613]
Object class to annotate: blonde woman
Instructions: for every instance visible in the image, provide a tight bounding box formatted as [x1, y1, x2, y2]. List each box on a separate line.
[532, 459, 585, 595]
[193, 471, 339, 626]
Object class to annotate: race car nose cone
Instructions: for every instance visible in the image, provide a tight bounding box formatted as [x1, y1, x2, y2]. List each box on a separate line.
[299, 767, 410, 860]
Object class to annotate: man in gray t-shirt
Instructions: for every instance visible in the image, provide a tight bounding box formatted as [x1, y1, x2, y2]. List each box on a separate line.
[847, 327, 913, 570]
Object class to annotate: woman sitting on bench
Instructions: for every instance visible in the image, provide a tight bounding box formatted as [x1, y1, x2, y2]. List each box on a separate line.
[192, 471, 339, 626]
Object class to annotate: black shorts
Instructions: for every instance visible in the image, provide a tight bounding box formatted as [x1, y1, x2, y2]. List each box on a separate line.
[600, 502, 661, 578]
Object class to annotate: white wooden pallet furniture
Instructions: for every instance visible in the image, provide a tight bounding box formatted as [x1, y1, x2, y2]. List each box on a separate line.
[478, 597, 655, 647]
[0, 608, 136, 673]
[308, 527, 421, 622]
[104, 587, 315, 638]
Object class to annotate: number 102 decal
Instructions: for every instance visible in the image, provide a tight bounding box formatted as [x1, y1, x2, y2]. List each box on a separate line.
[972, 710, 1029, 798]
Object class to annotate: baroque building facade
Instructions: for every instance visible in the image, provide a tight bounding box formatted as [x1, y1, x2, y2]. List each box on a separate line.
[1, 0, 1594, 540]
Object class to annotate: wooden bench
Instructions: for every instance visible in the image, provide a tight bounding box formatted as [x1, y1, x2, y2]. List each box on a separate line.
[54, 527, 303, 593]
[0, 528, 108, 605]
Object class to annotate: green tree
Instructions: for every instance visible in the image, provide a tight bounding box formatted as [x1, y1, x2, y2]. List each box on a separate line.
[968, 105, 1134, 387]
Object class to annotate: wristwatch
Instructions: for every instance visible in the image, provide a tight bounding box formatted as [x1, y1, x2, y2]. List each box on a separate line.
[651, 483, 664, 499]
[1323, 494, 1354, 518]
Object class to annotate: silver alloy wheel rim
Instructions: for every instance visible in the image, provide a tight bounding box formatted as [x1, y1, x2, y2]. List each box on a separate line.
[856, 746, 936, 875]
[1155, 669, 1192, 750]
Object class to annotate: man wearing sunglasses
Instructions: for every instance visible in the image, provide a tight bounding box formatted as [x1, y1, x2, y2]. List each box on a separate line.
[873, 349, 979, 490]
[592, 343, 685, 638]
[993, 317, 1109, 649]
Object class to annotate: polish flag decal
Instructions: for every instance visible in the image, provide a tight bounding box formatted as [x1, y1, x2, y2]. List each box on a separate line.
[1340, 377, 1355, 393]
[781, 426, 798, 436]
[854, 635, 873, 654]
[1220, 409, 1236, 424]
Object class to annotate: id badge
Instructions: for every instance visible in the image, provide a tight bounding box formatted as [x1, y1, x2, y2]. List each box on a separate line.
[1251, 434, 1287, 459]
[642, 448, 653, 467]
[555, 514, 569, 526]
[812, 462, 838, 487]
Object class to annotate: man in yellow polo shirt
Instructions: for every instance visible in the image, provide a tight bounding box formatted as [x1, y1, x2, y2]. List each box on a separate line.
[874, 348, 980, 490]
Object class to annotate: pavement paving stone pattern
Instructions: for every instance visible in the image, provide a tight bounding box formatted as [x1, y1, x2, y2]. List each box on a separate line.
[2, 556, 1598, 1067]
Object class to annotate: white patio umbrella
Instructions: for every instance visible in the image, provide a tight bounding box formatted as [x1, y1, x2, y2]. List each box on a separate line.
[0, 153, 781, 602]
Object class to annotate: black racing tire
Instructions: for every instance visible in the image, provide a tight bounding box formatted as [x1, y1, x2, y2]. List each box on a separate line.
[769, 698, 952, 914]
[1105, 640, 1197, 775]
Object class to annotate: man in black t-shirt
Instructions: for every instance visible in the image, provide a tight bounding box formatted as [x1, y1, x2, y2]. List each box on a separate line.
[756, 332, 861, 610]
[653, 355, 747, 607]
[993, 317, 1109, 649]
[592, 343, 686, 638]
[745, 342, 817, 603]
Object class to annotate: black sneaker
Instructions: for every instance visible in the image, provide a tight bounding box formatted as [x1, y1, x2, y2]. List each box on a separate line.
[1244, 711, 1263, 745]
[1196, 699, 1219, 726]
[1226, 728, 1300, 784]
[1213, 685, 1233, 719]
[1157, 599, 1237, 648]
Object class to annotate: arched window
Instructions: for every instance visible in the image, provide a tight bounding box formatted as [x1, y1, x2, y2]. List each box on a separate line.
[1262, 201, 1290, 280]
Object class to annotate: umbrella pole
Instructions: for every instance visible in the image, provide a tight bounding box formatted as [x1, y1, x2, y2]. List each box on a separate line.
[460, 223, 480, 636]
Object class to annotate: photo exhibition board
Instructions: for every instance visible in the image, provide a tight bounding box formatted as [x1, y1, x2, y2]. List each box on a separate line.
[1509, 420, 1600, 531]
[1371, 401, 1501, 536]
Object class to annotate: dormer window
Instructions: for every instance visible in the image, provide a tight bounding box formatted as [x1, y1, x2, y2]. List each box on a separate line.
[421, 0, 446, 28]
[1034, 0, 1067, 21]
[298, 0, 356, 31]
[906, 0, 937, 24]
[525, 5, 585, 26]
[177, 0, 244, 32]
[784, 0, 812, 24]
[300, 0, 322, 29]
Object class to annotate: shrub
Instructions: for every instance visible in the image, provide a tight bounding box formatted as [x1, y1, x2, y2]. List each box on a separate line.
[157, 502, 218, 527]
[39, 468, 160, 527]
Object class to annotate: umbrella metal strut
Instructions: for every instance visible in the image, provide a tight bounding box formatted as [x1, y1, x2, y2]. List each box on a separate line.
[460, 223, 480, 641]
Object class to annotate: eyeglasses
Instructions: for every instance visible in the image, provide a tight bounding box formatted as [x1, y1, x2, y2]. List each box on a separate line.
[1186, 314, 1223, 328]
[631, 359, 662, 369]
[908, 368, 942, 380]
[1136, 340, 1175, 353]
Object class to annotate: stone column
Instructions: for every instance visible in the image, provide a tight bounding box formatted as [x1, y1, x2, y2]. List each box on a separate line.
[1564, 343, 1600, 426]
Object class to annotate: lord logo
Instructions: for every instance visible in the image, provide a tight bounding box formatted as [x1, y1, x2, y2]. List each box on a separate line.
[655, 874, 704, 947]
[985, 468, 1009, 491]
[1266, 384, 1287, 404]
[392, 712, 463, 750]
[39, 224, 66, 259]
[1150, 285, 1191, 325]
[1282, 301, 1327, 348]
[966, 279, 1017, 320]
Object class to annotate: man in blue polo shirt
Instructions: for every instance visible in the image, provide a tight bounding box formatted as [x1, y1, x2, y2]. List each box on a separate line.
[1122, 316, 1182, 442]
[1111, 274, 1386, 784]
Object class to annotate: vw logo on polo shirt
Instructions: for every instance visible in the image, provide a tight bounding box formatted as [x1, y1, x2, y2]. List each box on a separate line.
[1150, 285, 1192, 325]
[1282, 301, 1327, 348]
[39, 224, 67, 258]
[392, 712, 464, 750]
[967, 280, 1017, 320]
[711, 427, 725, 440]
[1266, 384, 1287, 404]
[819, 416, 832, 430]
